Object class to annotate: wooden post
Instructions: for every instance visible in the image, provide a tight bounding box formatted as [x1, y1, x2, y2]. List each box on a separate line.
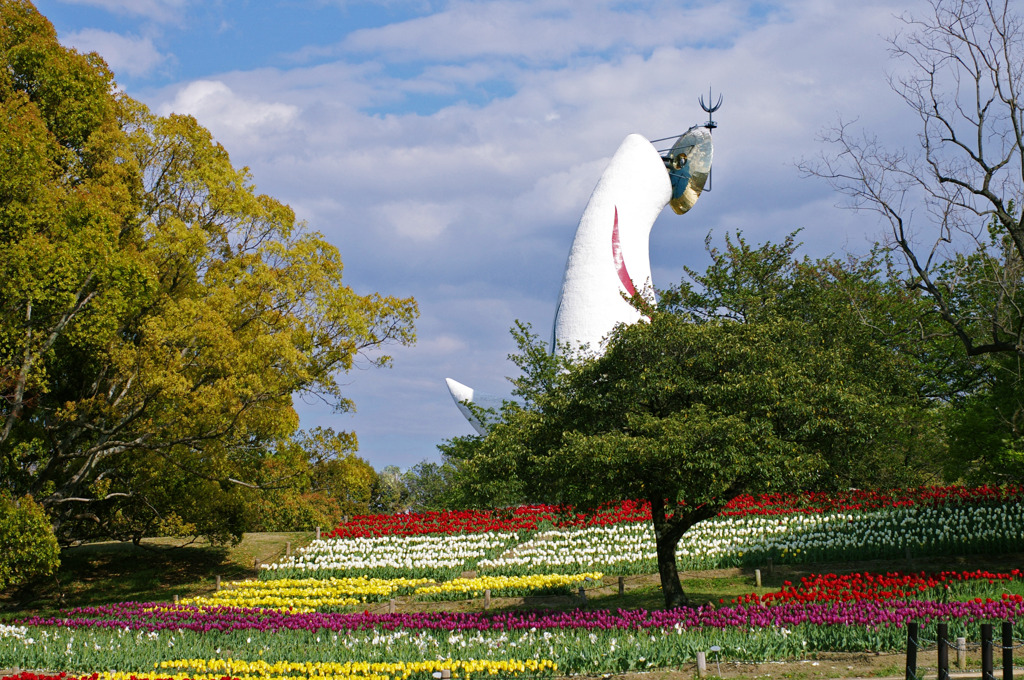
[983, 623, 994, 680]
[618, 576, 625, 596]
[1003, 621, 1014, 680]
[173, 594, 179, 605]
[484, 589, 491, 609]
[937, 623, 949, 680]
[254, 558, 260, 571]
[696, 651, 707, 678]
[316, 526, 321, 540]
[286, 541, 291, 557]
[578, 586, 587, 604]
[957, 637, 967, 671]
[905, 621, 919, 680]
[215, 575, 221, 591]
[441, 671, 451, 680]
[388, 598, 396, 614]
[755, 569, 762, 588]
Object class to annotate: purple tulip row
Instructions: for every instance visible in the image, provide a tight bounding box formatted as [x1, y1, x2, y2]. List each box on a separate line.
[18, 598, 1024, 635]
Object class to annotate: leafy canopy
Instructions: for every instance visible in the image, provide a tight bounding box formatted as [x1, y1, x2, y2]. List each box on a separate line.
[0, 1, 417, 546]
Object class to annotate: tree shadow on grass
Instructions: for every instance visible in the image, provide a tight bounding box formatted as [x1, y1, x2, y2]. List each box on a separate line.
[0, 540, 243, 618]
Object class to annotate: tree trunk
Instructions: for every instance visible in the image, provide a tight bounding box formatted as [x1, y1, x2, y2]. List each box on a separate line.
[650, 495, 689, 609]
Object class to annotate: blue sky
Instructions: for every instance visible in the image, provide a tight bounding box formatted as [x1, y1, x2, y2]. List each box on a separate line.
[34, 0, 928, 470]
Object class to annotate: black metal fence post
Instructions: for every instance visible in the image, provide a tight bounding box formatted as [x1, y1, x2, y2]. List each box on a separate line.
[1003, 621, 1014, 680]
[907, 621, 919, 680]
[938, 622, 949, 680]
[983, 623, 995, 680]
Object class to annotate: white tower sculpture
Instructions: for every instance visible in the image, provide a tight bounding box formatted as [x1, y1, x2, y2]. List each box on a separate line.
[447, 123, 714, 434]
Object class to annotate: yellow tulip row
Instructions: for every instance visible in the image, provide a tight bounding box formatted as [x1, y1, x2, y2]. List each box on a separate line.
[96, 657, 558, 680]
[180, 573, 602, 610]
[179, 576, 431, 610]
[414, 572, 603, 596]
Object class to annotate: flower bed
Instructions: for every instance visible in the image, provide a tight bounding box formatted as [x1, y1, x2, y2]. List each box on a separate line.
[178, 573, 603, 611]
[720, 485, 1024, 515]
[180, 576, 432, 610]
[262, 532, 521, 581]
[411, 572, 603, 600]
[6, 486, 1024, 679]
[731, 569, 1024, 606]
[324, 500, 650, 539]
[324, 486, 1024, 539]
[7, 600, 1024, 676]
[0, 658, 558, 680]
[475, 501, 1024, 575]
[275, 486, 1024, 581]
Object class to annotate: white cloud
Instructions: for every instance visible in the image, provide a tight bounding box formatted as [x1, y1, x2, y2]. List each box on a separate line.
[53, 0, 191, 23]
[376, 202, 459, 241]
[339, 0, 758, 63]
[63, 28, 166, 77]
[416, 333, 469, 356]
[159, 80, 300, 143]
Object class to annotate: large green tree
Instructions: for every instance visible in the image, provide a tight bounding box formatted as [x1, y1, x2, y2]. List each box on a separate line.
[0, 1, 417, 546]
[400, 460, 458, 512]
[944, 352, 1024, 484]
[444, 235, 944, 609]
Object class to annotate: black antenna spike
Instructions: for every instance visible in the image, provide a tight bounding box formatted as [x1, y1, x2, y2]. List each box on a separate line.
[699, 86, 722, 129]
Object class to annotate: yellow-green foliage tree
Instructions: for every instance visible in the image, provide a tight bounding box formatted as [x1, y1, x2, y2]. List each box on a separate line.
[0, 493, 59, 589]
[0, 1, 417, 546]
[244, 428, 380, 532]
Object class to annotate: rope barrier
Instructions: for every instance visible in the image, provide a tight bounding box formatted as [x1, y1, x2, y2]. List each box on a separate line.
[927, 640, 1024, 652]
[906, 621, 1021, 680]
[905, 640, 1024, 652]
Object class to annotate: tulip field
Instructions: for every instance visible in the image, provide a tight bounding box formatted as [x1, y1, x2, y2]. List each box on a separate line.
[264, 486, 1024, 579]
[3, 486, 1024, 680]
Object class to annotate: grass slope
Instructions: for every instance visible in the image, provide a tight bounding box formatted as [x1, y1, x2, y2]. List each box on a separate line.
[0, 532, 313, 619]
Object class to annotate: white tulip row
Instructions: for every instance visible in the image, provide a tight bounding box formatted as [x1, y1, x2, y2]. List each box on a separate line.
[477, 502, 1024, 574]
[261, 532, 520, 579]
[0, 625, 31, 643]
[477, 525, 656, 572]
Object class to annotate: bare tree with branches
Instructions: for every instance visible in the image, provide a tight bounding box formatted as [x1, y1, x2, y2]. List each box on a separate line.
[801, 0, 1024, 482]
[802, 0, 1024, 358]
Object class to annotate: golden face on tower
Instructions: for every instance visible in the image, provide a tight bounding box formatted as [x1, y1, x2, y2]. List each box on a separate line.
[663, 126, 713, 215]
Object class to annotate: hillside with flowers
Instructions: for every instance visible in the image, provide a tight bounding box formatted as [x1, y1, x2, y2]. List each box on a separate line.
[3, 485, 1024, 680]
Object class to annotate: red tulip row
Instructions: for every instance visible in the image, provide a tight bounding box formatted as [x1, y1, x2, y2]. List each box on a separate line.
[326, 485, 1024, 538]
[727, 569, 1024, 606]
[325, 499, 651, 538]
[721, 485, 1024, 516]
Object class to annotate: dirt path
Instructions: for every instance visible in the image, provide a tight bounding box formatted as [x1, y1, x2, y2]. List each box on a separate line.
[577, 649, 995, 680]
